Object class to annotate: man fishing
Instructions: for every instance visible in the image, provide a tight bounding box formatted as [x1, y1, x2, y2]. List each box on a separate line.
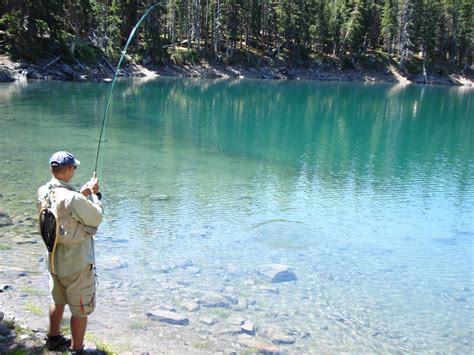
[36, 151, 103, 354]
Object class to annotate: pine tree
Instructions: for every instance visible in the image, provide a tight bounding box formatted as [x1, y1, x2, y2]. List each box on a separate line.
[381, 0, 398, 55]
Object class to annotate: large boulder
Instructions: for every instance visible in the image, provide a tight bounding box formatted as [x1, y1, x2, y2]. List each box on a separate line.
[0, 68, 16, 82]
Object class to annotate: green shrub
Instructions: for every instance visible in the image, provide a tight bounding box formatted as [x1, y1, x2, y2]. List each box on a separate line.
[76, 43, 98, 64]
[170, 48, 199, 64]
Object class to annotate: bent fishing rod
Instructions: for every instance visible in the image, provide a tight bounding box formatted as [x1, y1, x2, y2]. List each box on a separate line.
[93, 2, 160, 187]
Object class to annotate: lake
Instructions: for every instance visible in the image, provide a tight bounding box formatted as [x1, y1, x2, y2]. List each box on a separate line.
[0, 79, 473, 353]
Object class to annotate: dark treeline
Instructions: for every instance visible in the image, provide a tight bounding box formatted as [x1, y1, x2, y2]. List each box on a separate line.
[0, 0, 472, 70]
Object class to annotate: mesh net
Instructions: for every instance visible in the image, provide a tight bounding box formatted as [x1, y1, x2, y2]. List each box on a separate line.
[39, 209, 57, 253]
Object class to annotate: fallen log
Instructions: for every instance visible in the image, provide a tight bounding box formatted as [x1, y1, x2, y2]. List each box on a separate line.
[42, 55, 62, 70]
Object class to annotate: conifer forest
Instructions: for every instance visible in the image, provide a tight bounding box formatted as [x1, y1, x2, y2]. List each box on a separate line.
[0, 0, 472, 71]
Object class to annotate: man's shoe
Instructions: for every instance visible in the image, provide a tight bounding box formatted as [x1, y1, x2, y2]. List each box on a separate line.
[45, 334, 71, 351]
[69, 346, 87, 354]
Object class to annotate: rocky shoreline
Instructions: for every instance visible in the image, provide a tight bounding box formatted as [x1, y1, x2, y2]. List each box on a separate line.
[0, 54, 473, 86]
[1, 207, 307, 354]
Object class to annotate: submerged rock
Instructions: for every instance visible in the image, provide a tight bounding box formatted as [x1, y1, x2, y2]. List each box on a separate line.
[176, 259, 194, 269]
[258, 264, 297, 283]
[146, 309, 189, 326]
[227, 316, 245, 326]
[99, 256, 128, 270]
[241, 321, 256, 335]
[199, 316, 218, 326]
[262, 327, 296, 345]
[0, 285, 12, 293]
[0, 69, 16, 82]
[182, 301, 200, 312]
[199, 292, 231, 308]
[0, 325, 10, 336]
[259, 286, 280, 294]
[215, 325, 242, 336]
[238, 334, 280, 353]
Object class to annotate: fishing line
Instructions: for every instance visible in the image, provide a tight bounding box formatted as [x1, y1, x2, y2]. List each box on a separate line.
[94, 2, 160, 176]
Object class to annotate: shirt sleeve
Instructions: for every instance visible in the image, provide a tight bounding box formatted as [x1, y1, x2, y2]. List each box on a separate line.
[36, 185, 49, 211]
[70, 193, 103, 228]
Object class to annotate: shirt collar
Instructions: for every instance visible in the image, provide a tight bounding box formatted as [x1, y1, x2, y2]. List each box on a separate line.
[49, 177, 77, 192]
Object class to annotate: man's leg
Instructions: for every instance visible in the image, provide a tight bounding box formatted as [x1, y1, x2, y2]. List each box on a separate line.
[70, 315, 88, 350]
[45, 303, 70, 351]
[49, 303, 65, 336]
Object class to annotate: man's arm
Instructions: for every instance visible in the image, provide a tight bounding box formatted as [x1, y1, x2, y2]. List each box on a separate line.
[70, 193, 103, 228]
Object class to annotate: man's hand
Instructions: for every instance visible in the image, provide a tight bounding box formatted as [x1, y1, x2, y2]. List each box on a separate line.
[80, 177, 100, 197]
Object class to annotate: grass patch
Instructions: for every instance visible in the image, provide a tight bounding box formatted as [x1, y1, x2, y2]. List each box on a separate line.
[0, 244, 11, 250]
[208, 308, 232, 318]
[24, 302, 44, 316]
[10, 350, 29, 355]
[127, 320, 147, 330]
[3, 319, 15, 329]
[14, 325, 34, 335]
[84, 333, 128, 355]
[21, 286, 46, 297]
[60, 325, 71, 335]
[242, 348, 260, 354]
[193, 342, 211, 349]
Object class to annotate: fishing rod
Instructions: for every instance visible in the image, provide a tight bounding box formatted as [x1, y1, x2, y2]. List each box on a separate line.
[93, 2, 161, 179]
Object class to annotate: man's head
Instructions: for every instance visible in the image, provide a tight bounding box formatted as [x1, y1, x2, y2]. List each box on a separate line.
[49, 151, 80, 182]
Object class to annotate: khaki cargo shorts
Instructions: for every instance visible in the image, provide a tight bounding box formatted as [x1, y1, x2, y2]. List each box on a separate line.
[50, 264, 96, 317]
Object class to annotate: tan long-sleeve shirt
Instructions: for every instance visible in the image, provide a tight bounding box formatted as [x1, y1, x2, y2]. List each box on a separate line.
[36, 178, 103, 276]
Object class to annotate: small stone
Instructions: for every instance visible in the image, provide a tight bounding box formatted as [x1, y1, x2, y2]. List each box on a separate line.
[262, 327, 296, 345]
[259, 264, 297, 283]
[146, 309, 189, 326]
[227, 316, 245, 326]
[233, 304, 246, 312]
[16, 240, 37, 245]
[100, 256, 128, 270]
[0, 285, 12, 292]
[216, 325, 242, 336]
[0, 325, 10, 336]
[158, 264, 176, 273]
[17, 272, 28, 277]
[259, 286, 279, 294]
[199, 317, 218, 326]
[182, 301, 200, 312]
[176, 259, 194, 269]
[246, 299, 257, 306]
[222, 294, 239, 304]
[199, 292, 231, 308]
[243, 279, 255, 286]
[238, 334, 280, 353]
[186, 266, 201, 274]
[20, 334, 31, 340]
[241, 321, 256, 335]
[156, 304, 176, 312]
[152, 194, 171, 201]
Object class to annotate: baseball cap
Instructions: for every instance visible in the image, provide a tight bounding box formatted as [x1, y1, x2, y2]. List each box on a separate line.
[49, 151, 81, 167]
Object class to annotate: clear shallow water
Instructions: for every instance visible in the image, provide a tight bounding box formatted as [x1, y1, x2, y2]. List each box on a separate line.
[0, 79, 473, 353]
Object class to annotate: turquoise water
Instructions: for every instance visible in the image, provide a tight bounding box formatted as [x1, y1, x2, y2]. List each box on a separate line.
[0, 79, 473, 352]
